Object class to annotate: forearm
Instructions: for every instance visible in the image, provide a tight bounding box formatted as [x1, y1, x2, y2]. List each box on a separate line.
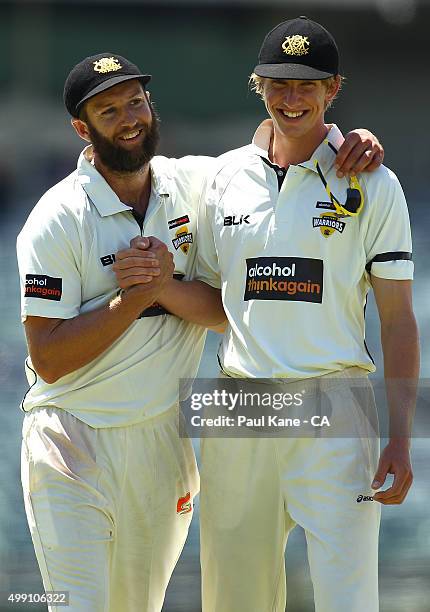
[157, 279, 226, 327]
[381, 314, 420, 442]
[27, 287, 157, 383]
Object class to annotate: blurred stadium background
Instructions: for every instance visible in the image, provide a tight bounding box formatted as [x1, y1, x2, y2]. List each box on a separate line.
[1, 0, 429, 610]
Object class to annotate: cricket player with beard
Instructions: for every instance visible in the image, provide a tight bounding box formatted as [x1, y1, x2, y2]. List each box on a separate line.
[17, 53, 224, 612]
[18, 51, 384, 611]
[115, 17, 419, 612]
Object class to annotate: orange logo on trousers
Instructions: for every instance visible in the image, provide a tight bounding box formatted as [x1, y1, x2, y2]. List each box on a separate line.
[177, 492, 192, 514]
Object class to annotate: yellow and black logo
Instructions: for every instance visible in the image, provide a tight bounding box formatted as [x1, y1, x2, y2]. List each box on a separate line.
[282, 35, 310, 56]
[172, 225, 193, 254]
[313, 213, 346, 238]
[93, 57, 122, 74]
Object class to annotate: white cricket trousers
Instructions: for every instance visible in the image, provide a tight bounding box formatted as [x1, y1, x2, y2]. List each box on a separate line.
[200, 368, 381, 612]
[21, 405, 199, 612]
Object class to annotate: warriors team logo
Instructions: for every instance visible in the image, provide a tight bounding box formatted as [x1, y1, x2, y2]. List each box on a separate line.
[282, 35, 310, 56]
[313, 213, 346, 238]
[172, 225, 193, 254]
[93, 57, 122, 74]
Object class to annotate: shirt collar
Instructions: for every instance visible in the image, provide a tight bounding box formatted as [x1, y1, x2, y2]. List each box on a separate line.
[76, 145, 169, 217]
[251, 119, 274, 161]
[251, 120, 345, 174]
[299, 124, 345, 174]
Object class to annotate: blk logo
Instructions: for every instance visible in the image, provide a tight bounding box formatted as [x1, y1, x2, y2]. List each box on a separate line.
[224, 215, 250, 226]
[100, 254, 116, 267]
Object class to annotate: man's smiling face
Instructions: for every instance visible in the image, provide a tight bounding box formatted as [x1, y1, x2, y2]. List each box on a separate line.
[76, 79, 160, 173]
[262, 77, 339, 142]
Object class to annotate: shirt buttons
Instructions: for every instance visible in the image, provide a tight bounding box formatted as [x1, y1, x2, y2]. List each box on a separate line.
[277, 170, 284, 177]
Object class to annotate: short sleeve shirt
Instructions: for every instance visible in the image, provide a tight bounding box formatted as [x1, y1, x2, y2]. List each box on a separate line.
[196, 122, 413, 379]
[17, 147, 215, 426]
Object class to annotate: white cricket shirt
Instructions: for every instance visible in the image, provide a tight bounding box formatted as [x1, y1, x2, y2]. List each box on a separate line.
[17, 146, 214, 427]
[196, 122, 413, 379]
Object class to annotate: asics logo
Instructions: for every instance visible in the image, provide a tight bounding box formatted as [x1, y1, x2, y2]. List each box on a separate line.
[356, 495, 374, 503]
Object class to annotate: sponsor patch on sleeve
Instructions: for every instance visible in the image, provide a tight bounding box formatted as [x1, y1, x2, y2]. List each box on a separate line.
[24, 274, 63, 301]
[244, 257, 323, 303]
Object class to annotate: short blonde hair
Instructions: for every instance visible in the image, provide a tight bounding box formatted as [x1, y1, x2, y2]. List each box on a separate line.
[248, 73, 344, 110]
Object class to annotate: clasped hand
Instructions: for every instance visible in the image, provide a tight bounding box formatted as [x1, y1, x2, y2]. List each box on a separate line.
[113, 236, 174, 299]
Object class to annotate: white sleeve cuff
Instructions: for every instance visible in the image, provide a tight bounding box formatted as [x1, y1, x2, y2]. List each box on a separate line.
[369, 259, 414, 280]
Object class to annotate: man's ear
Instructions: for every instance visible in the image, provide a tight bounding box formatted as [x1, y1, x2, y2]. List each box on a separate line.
[71, 118, 91, 143]
[325, 75, 341, 104]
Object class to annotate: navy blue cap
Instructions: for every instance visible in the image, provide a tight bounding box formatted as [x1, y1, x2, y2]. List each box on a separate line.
[254, 16, 339, 80]
[64, 53, 151, 117]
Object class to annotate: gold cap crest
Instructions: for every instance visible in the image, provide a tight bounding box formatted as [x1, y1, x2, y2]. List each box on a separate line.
[282, 35, 310, 56]
[93, 57, 122, 74]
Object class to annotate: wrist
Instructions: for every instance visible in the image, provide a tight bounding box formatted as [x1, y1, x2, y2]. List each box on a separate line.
[387, 437, 411, 450]
[117, 285, 158, 317]
[155, 277, 176, 306]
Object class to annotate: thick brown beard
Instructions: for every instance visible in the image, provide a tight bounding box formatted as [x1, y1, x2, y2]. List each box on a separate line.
[87, 105, 160, 173]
